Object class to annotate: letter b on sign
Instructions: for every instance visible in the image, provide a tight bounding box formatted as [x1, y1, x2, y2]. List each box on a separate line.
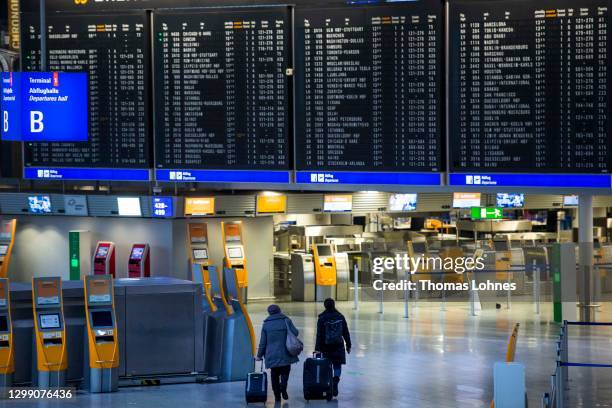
[30, 111, 44, 133]
[3, 111, 7, 132]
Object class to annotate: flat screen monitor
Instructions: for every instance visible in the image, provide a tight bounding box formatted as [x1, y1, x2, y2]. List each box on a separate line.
[91, 310, 113, 328]
[453, 192, 481, 209]
[39, 313, 61, 329]
[0, 316, 8, 332]
[28, 195, 52, 214]
[323, 195, 352, 212]
[193, 249, 208, 260]
[130, 247, 144, 260]
[316, 245, 333, 257]
[0, 245, 7, 256]
[228, 247, 243, 259]
[389, 194, 417, 212]
[96, 246, 109, 258]
[117, 197, 142, 216]
[496, 193, 525, 208]
[411, 242, 427, 254]
[563, 195, 579, 207]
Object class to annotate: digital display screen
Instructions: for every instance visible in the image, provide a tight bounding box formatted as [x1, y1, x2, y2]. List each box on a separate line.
[117, 197, 142, 217]
[412, 242, 427, 254]
[389, 194, 417, 212]
[39, 313, 61, 330]
[154, 8, 291, 171]
[0, 246, 7, 256]
[323, 195, 353, 213]
[96, 246, 109, 258]
[0, 316, 8, 332]
[228, 247, 243, 259]
[131, 247, 144, 260]
[448, 0, 612, 173]
[28, 196, 52, 214]
[184, 198, 215, 216]
[316, 245, 333, 257]
[152, 197, 174, 218]
[193, 249, 208, 260]
[563, 195, 579, 207]
[295, 3, 443, 173]
[453, 193, 481, 209]
[496, 193, 525, 209]
[21, 12, 151, 171]
[91, 311, 113, 328]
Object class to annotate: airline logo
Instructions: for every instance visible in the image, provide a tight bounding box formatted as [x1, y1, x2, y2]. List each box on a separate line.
[74, 0, 88, 4]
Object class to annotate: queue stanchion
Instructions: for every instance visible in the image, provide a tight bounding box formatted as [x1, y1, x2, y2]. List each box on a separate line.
[379, 280, 384, 315]
[353, 263, 359, 312]
[506, 269, 512, 310]
[440, 272, 446, 312]
[533, 260, 541, 315]
[403, 269, 409, 319]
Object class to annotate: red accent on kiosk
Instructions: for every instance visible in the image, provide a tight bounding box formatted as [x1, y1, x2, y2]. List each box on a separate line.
[93, 242, 116, 278]
[128, 243, 150, 278]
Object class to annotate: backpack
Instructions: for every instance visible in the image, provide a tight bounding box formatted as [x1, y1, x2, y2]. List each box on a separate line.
[324, 319, 344, 346]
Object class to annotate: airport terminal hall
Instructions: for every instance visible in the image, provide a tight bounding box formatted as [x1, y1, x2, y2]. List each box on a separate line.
[1, 0, 612, 407]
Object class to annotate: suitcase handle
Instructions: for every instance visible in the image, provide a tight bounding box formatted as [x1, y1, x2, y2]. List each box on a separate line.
[313, 352, 323, 359]
[254, 358, 265, 372]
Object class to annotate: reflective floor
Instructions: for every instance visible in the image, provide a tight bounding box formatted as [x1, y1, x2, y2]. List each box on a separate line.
[2, 300, 611, 407]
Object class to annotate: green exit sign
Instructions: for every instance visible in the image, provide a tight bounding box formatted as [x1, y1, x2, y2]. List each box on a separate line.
[471, 207, 503, 220]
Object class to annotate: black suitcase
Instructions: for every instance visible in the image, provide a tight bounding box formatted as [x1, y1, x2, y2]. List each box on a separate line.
[245, 360, 267, 404]
[303, 352, 334, 401]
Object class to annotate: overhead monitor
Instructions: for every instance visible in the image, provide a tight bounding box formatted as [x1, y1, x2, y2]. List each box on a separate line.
[28, 195, 52, 214]
[90, 310, 113, 328]
[316, 245, 333, 257]
[496, 193, 525, 208]
[323, 195, 353, 212]
[227, 247, 243, 259]
[39, 313, 61, 330]
[452, 193, 481, 209]
[130, 247, 144, 260]
[563, 195, 579, 207]
[193, 249, 208, 260]
[117, 197, 142, 217]
[389, 194, 418, 212]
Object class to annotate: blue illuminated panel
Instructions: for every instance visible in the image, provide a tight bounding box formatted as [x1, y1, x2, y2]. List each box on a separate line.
[151, 197, 174, 218]
[156, 170, 290, 183]
[24, 167, 150, 181]
[296, 171, 441, 186]
[449, 173, 612, 189]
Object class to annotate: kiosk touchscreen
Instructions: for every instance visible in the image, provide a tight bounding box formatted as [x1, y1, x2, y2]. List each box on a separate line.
[93, 242, 116, 277]
[0, 278, 14, 387]
[221, 222, 248, 302]
[312, 244, 337, 301]
[32, 277, 67, 388]
[83, 275, 119, 392]
[128, 244, 150, 278]
[0, 220, 16, 279]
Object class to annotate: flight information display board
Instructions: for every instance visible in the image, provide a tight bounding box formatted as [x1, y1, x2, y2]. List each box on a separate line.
[294, 2, 443, 178]
[154, 7, 291, 180]
[21, 12, 151, 181]
[449, 0, 612, 174]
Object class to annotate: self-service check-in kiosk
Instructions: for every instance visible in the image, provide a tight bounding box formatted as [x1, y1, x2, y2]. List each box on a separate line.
[83, 275, 119, 392]
[313, 244, 337, 301]
[32, 277, 67, 388]
[128, 244, 150, 278]
[333, 252, 350, 301]
[291, 253, 315, 301]
[0, 279, 14, 387]
[93, 242, 116, 277]
[0, 220, 16, 279]
[221, 222, 248, 302]
[188, 223, 215, 310]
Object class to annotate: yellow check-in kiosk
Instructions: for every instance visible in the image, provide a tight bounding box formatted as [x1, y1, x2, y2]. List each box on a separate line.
[83, 275, 119, 392]
[221, 221, 248, 302]
[313, 244, 337, 301]
[188, 223, 215, 312]
[0, 279, 14, 387]
[0, 220, 17, 279]
[32, 277, 67, 388]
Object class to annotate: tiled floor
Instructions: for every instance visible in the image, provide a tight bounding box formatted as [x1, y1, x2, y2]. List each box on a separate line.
[2, 300, 611, 407]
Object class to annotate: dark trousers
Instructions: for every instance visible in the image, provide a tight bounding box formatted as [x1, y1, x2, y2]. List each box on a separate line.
[270, 365, 291, 398]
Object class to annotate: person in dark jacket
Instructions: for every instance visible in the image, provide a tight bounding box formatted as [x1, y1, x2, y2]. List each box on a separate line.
[256, 304, 299, 402]
[314, 298, 352, 397]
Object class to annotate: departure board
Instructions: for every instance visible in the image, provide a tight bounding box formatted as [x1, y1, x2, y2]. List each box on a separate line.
[449, 0, 612, 173]
[21, 13, 150, 169]
[154, 8, 291, 170]
[294, 3, 443, 173]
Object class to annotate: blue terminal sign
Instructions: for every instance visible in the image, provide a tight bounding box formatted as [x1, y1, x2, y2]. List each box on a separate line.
[296, 171, 441, 186]
[1, 72, 88, 142]
[449, 173, 612, 189]
[151, 197, 174, 218]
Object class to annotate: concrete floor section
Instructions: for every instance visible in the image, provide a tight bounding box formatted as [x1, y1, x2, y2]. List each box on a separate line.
[1, 301, 611, 407]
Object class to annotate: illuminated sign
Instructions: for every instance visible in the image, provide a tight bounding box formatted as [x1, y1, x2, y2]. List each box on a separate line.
[184, 197, 215, 216]
[256, 194, 287, 214]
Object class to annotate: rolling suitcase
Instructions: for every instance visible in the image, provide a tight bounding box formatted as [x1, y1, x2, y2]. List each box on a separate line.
[303, 352, 334, 401]
[245, 360, 267, 404]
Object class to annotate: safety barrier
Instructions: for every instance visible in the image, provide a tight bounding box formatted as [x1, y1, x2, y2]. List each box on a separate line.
[490, 323, 521, 408]
[542, 321, 612, 408]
